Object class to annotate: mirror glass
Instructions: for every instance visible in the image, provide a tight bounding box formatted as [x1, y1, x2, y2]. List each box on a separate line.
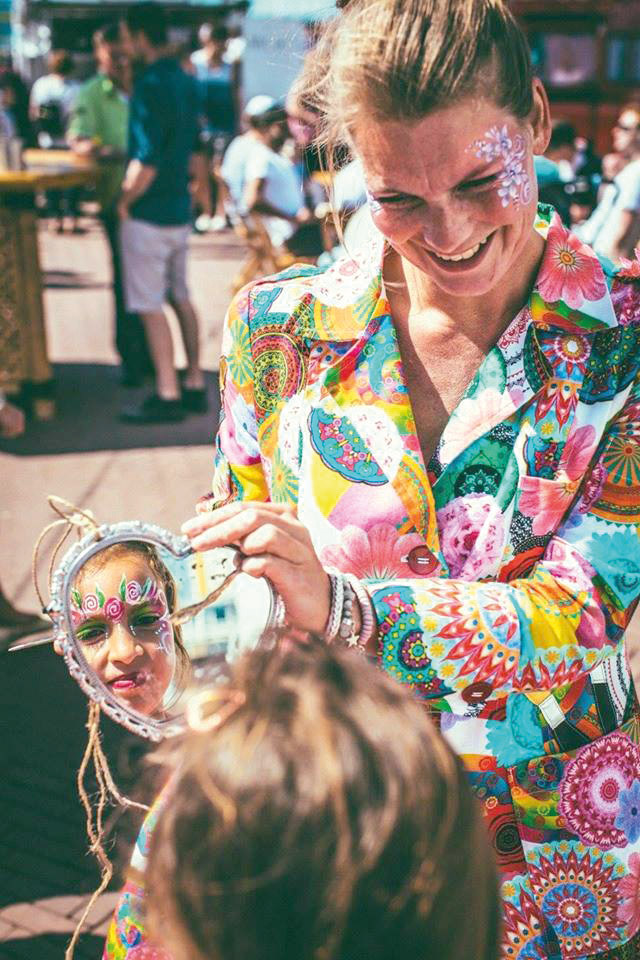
[66, 538, 274, 730]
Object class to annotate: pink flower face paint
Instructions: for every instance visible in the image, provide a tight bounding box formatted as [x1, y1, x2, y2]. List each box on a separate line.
[470, 124, 531, 209]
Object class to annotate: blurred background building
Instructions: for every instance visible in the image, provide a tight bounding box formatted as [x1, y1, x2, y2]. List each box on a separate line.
[1, 0, 639, 155]
[514, 0, 640, 155]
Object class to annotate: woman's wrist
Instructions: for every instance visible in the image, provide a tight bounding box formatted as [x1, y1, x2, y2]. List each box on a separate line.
[322, 571, 377, 655]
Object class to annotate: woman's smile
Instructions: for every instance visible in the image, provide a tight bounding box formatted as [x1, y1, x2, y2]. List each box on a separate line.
[423, 229, 496, 270]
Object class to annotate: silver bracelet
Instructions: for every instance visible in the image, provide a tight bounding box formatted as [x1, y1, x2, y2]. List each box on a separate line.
[337, 576, 362, 652]
[323, 571, 344, 643]
[346, 575, 375, 651]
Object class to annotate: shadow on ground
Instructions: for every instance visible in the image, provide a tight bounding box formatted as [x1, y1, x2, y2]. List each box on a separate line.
[1, 933, 104, 960]
[44, 270, 108, 290]
[1, 644, 154, 957]
[1, 364, 220, 456]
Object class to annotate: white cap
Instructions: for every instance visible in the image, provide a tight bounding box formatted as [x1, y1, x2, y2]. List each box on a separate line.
[244, 95, 278, 118]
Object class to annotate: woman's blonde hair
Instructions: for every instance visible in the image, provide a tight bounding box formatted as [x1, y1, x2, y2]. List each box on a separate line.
[146, 640, 500, 960]
[311, 0, 533, 150]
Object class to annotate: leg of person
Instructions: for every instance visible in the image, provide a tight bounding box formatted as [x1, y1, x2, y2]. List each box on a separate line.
[140, 307, 181, 399]
[167, 226, 207, 413]
[119, 219, 184, 423]
[102, 211, 153, 386]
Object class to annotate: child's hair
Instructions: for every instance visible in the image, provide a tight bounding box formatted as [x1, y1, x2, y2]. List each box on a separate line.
[75, 540, 190, 688]
[146, 640, 501, 960]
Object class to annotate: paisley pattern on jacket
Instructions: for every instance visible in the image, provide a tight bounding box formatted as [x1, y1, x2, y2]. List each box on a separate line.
[105, 207, 640, 960]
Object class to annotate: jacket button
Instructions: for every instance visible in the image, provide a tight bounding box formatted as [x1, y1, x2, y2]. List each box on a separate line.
[406, 546, 439, 576]
[461, 681, 492, 705]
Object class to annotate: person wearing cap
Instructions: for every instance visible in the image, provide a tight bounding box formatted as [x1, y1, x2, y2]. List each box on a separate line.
[221, 95, 323, 257]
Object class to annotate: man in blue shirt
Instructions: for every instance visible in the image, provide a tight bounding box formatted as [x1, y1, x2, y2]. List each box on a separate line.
[119, 2, 206, 423]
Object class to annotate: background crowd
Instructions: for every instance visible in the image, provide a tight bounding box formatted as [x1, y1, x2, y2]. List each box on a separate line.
[3, 4, 640, 430]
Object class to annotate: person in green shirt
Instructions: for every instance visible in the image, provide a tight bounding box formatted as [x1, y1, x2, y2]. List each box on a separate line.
[68, 22, 152, 387]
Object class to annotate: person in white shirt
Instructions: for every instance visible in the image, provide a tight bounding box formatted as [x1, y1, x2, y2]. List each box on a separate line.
[577, 104, 640, 263]
[29, 50, 80, 148]
[222, 95, 323, 256]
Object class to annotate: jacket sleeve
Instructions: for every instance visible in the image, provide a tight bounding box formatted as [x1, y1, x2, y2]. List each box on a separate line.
[371, 366, 640, 698]
[205, 287, 270, 511]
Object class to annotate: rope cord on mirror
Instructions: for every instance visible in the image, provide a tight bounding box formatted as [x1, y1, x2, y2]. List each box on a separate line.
[30, 498, 151, 960]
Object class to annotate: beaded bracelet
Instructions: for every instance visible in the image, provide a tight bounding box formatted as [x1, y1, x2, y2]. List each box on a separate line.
[322, 572, 374, 655]
[324, 571, 344, 643]
[338, 576, 357, 647]
[346, 575, 376, 652]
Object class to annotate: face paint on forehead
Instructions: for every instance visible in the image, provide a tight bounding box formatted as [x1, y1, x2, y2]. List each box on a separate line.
[71, 575, 168, 621]
[468, 123, 532, 209]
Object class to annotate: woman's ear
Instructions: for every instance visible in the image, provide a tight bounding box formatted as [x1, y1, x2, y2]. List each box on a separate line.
[530, 77, 552, 156]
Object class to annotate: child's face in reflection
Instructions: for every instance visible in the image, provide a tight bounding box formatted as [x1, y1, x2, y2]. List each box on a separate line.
[71, 554, 176, 717]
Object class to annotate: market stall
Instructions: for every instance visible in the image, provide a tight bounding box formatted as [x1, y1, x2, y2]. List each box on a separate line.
[0, 151, 96, 418]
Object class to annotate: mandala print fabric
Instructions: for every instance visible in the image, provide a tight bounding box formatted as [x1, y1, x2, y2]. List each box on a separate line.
[105, 207, 640, 960]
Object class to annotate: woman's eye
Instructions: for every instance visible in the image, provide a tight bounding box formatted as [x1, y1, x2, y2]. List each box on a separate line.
[375, 194, 420, 207]
[458, 174, 498, 192]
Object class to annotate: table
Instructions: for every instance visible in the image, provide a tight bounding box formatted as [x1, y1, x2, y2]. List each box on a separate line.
[0, 154, 97, 419]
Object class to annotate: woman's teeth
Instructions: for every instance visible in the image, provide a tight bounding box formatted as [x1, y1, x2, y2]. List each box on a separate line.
[436, 235, 490, 262]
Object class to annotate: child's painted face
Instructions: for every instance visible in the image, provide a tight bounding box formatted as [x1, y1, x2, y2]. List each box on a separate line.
[71, 553, 176, 717]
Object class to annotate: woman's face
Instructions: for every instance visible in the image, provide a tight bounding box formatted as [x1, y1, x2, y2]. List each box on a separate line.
[71, 554, 176, 717]
[352, 84, 550, 300]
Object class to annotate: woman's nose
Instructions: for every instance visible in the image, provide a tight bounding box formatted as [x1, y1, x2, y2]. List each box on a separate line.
[109, 624, 139, 663]
[420, 203, 470, 255]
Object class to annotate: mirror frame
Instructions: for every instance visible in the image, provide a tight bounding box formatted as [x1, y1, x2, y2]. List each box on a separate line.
[48, 520, 277, 741]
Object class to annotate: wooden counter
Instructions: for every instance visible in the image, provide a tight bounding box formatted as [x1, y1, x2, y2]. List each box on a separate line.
[0, 157, 98, 419]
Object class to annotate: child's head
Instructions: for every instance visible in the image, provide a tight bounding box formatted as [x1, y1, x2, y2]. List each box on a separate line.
[146, 641, 500, 960]
[69, 541, 188, 717]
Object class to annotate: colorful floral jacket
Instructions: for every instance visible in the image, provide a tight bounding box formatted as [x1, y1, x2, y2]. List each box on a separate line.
[106, 207, 640, 960]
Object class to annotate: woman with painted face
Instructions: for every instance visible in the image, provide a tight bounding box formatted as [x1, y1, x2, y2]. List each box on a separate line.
[56, 542, 188, 718]
[108, 2, 640, 959]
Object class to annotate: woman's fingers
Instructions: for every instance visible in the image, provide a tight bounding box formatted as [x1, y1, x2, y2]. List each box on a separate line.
[238, 524, 307, 564]
[186, 504, 310, 552]
[182, 501, 295, 537]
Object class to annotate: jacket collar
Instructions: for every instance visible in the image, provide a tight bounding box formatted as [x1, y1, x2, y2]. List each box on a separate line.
[302, 205, 619, 343]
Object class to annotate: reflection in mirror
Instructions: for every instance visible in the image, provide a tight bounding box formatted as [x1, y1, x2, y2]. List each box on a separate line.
[68, 539, 274, 728]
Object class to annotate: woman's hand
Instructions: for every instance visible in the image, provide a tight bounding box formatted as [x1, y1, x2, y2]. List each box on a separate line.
[182, 503, 331, 635]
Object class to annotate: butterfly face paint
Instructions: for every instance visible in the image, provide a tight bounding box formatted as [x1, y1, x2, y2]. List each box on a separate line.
[71, 560, 177, 717]
[470, 124, 532, 209]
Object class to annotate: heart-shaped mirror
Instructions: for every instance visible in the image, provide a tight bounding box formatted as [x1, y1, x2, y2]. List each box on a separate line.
[47, 521, 279, 740]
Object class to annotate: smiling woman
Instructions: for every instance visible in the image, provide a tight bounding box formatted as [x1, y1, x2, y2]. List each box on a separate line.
[104, 2, 640, 960]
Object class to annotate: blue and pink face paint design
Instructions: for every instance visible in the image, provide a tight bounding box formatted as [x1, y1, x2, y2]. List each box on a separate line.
[470, 124, 532, 208]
